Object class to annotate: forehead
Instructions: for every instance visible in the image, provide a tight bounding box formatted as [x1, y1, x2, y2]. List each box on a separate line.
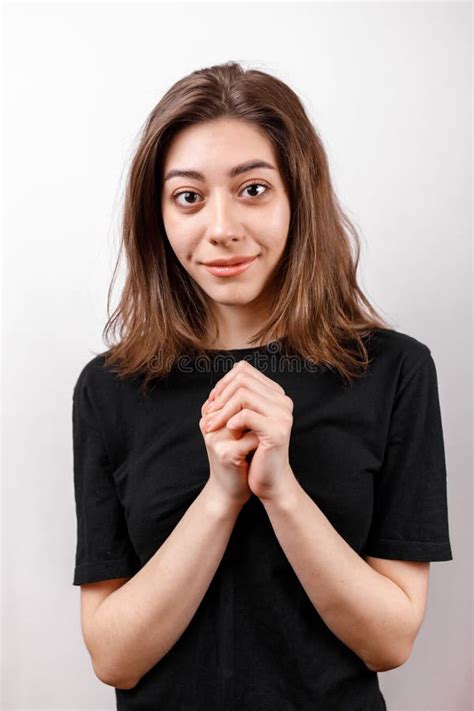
[161, 119, 277, 174]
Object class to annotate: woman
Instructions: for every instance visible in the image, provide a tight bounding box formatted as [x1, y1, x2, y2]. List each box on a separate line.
[72, 61, 453, 710]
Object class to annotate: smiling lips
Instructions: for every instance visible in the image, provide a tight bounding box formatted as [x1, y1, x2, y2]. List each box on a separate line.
[204, 256, 257, 277]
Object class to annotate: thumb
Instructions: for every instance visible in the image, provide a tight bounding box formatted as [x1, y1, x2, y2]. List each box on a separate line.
[231, 429, 259, 458]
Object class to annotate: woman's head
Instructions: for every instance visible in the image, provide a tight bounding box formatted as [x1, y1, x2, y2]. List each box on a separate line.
[102, 61, 391, 391]
[160, 117, 291, 346]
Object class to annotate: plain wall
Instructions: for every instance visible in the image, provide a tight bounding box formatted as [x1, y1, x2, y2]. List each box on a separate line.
[2, 1, 471, 709]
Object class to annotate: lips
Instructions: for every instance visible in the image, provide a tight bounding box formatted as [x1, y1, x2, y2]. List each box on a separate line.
[204, 256, 256, 267]
[204, 256, 257, 278]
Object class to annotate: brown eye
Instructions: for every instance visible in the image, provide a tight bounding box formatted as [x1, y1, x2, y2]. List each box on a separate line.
[241, 182, 269, 198]
[171, 181, 270, 208]
[172, 190, 201, 207]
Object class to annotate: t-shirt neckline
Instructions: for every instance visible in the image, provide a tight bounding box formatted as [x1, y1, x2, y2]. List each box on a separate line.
[205, 339, 282, 355]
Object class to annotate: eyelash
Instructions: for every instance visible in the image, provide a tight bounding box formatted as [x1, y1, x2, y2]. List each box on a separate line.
[171, 181, 271, 208]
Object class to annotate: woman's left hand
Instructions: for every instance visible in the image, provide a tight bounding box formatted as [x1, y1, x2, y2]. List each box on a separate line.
[202, 360, 296, 501]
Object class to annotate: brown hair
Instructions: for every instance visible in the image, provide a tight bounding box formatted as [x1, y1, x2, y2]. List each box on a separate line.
[98, 60, 392, 394]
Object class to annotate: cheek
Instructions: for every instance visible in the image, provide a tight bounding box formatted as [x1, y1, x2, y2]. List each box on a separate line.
[258, 201, 291, 239]
[168, 242, 195, 270]
[162, 216, 197, 263]
[264, 217, 290, 254]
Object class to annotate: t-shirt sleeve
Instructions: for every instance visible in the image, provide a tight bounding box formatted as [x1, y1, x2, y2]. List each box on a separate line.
[361, 352, 453, 562]
[72, 367, 141, 585]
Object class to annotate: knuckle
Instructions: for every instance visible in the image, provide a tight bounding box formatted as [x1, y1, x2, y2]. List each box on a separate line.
[237, 384, 249, 399]
[219, 445, 233, 466]
[213, 441, 224, 457]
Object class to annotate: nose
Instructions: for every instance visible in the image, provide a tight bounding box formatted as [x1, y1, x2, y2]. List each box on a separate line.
[205, 191, 243, 245]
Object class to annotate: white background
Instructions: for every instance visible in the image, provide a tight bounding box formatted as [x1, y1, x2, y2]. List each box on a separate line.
[2, 1, 471, 709]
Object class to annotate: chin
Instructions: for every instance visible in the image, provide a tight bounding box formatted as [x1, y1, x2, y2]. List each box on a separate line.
[197, 274, 266, 300]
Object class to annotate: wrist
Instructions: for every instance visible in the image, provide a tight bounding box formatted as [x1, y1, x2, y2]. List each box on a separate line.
[202, 480, 248, 519]
[257, 467, 300, 511]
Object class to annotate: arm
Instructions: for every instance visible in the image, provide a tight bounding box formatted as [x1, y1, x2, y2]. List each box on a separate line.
[89, 480, 242, 690]
[260, 469, 419, 673]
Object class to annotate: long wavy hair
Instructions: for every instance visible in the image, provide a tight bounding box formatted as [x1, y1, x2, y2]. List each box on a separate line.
[98, 61, 392, 395]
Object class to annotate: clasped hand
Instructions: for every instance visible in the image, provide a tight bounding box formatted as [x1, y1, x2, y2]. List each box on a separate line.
[200, 359, 295, 502]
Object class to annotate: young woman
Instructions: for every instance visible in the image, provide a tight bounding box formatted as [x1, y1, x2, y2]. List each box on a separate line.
[72, 61, 453, 710]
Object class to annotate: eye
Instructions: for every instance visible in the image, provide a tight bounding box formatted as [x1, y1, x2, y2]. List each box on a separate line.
[240, 181, 270, 199]
[172, 190, 201, 207]
[171, 181, 271, 208]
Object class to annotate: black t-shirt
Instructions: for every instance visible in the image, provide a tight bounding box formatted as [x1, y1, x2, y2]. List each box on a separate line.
[71, 328, 453, 710]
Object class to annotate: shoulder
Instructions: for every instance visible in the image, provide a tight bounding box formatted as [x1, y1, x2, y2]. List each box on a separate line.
[74, 352, 109, 390]
[73, 352, 124, 406]
[367, 328, 434, 387]
[370, 327, 431, 367]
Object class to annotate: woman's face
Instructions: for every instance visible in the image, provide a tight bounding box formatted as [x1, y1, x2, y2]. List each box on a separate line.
[160, 118, 291, 311]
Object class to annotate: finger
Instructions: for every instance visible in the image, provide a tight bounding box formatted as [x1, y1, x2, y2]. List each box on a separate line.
[210, 360, 284, 401]
[204, 387, 281, 433]
[232, 429, 259, 458]
[209, 370, 284, 414]
[200, 412, 253, 443]
[226, 408, 276, 440]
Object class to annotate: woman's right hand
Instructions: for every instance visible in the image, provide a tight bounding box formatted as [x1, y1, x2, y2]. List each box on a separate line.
[199, 398, 259, 510]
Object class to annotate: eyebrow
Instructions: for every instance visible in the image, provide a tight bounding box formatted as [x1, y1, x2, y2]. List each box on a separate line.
[163, 159, 277, 183]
